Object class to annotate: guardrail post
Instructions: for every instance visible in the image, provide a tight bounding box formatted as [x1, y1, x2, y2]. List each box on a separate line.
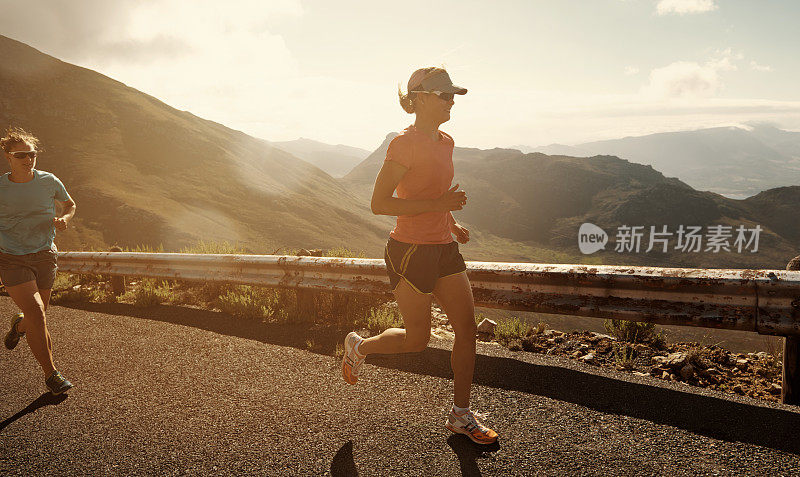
[784, 256, 800, 405]
[295, 249, 323, 320]
[109, 246, 125, 296]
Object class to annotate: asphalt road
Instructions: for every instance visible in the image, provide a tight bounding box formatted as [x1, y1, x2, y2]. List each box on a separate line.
[2, 297, 800, 476]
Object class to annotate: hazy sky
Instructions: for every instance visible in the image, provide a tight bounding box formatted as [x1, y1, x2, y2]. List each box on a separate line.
[2, 0, 800, 150]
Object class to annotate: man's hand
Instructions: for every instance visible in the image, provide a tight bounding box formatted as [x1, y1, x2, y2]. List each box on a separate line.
[450, 222, 470, 244]
[53, 217, 69, 231]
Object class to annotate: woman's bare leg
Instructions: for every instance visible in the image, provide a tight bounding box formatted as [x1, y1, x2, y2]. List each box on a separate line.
[38, 288, 53, 355]
[6, 280, 56, 376]
[433, 271, 476, 408]
[357, 280, 432, 355]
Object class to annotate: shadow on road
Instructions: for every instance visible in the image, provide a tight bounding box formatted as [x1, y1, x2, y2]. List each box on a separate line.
[447, 435, 500, 477]
[331, 441, 358, 477]
[0, 392, 68, 432]
[62, 302, 800, 455]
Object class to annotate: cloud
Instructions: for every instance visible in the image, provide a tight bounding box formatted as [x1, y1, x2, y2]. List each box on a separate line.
[644, 62, 722, 98]
[642, 50, 738, 99]
[624, 66, 640, 76]
[750, 61, 773, 72]
[656, 0, 718, 15]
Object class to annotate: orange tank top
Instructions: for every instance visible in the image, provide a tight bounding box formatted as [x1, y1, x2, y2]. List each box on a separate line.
[385, 125, 455, 244]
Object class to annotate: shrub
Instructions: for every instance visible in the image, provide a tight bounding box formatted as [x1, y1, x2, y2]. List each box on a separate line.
[495, 316, 531, 343]
[604, 319, 660, 344]
[325, 247, 366, 259]
[181, 240, 246, 255]
[120, 279, 171, 307]
[215, 285, 276, 320]
[360, 304, 403, 332]
[124, 244, 164, 253]
[52, 286, 96, 304]
[51, 273, 116, 304]
[612, 343, 636, 370]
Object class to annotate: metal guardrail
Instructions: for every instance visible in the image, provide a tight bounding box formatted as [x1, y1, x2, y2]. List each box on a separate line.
[57, 252, 800, 336]
[56, 251, 800, 405]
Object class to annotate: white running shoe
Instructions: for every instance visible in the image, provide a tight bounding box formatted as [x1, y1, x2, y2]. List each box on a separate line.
[445, 409, 499, 445]
[342, 332, 365, 385]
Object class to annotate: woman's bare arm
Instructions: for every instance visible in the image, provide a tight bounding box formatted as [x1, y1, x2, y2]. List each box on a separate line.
[370, 161, 466, 216]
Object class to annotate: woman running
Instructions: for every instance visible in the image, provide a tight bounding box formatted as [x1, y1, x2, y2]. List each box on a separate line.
[2, 127, 75, 395]
[342, 67, 498, 444]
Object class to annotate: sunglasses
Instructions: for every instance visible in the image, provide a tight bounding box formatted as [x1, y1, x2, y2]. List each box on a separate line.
[9, 151, 37, 159]
[411, 91, 455, 101]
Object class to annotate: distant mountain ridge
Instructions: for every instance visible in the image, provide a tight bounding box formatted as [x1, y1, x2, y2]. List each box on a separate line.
[344, 132, 799, 269]
[519, 125, 800, 199]
[271, 138, 369, 178]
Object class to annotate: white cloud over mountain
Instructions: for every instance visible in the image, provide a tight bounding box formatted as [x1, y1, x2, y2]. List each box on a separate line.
[642, 50, 738, 99]
[656, 0, 718, 15]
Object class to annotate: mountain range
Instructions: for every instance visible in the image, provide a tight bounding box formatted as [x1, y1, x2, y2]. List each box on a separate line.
[3, 35, 799, 270]
[517, 125, 800, 199]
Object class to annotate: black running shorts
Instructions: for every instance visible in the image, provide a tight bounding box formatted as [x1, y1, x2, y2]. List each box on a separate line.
[384, 237, 467, 295]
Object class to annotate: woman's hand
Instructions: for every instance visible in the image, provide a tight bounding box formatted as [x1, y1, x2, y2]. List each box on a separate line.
[437, 184, 467, 212]
[450, 222, 470, 244]
[53, 216, 69, 230]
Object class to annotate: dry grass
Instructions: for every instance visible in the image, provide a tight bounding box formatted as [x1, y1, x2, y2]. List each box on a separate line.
[495, 316, 531, 343]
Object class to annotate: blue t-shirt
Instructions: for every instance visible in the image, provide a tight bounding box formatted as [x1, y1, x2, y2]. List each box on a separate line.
[0, 170, 71, 255]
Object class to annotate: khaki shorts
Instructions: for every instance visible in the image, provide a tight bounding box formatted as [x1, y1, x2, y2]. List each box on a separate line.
[0, 248, 58, 289]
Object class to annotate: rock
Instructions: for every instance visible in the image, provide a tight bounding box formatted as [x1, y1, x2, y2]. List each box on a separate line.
[595, 339, 612, 354]
[476, 318, 497, 335]
[579, 344, 590, 351]
[571, 350, 584, 358]
[476, 332, 493, 341]
[633, 371, 650, 377]
[579, 353, 596, 364]
[590, 332, 614, 341]
[735, 359, 749, 371]
[665, 352, 688, 368]
[768, 383, 782, 394]
[521, 337, 540, 352]
[755, 352, 768, 360]
[661, 371, 671, 380]
[680, 364, 695, 380]
[733, 385, 744, 394]
[652, 356, 668, 366]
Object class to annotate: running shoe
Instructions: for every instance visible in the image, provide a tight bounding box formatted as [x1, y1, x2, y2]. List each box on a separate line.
[341, 331, 365, 385]
[46, 370, 73, 395]
[445, 409, 499, 445]
[4, 312, 25, 350]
